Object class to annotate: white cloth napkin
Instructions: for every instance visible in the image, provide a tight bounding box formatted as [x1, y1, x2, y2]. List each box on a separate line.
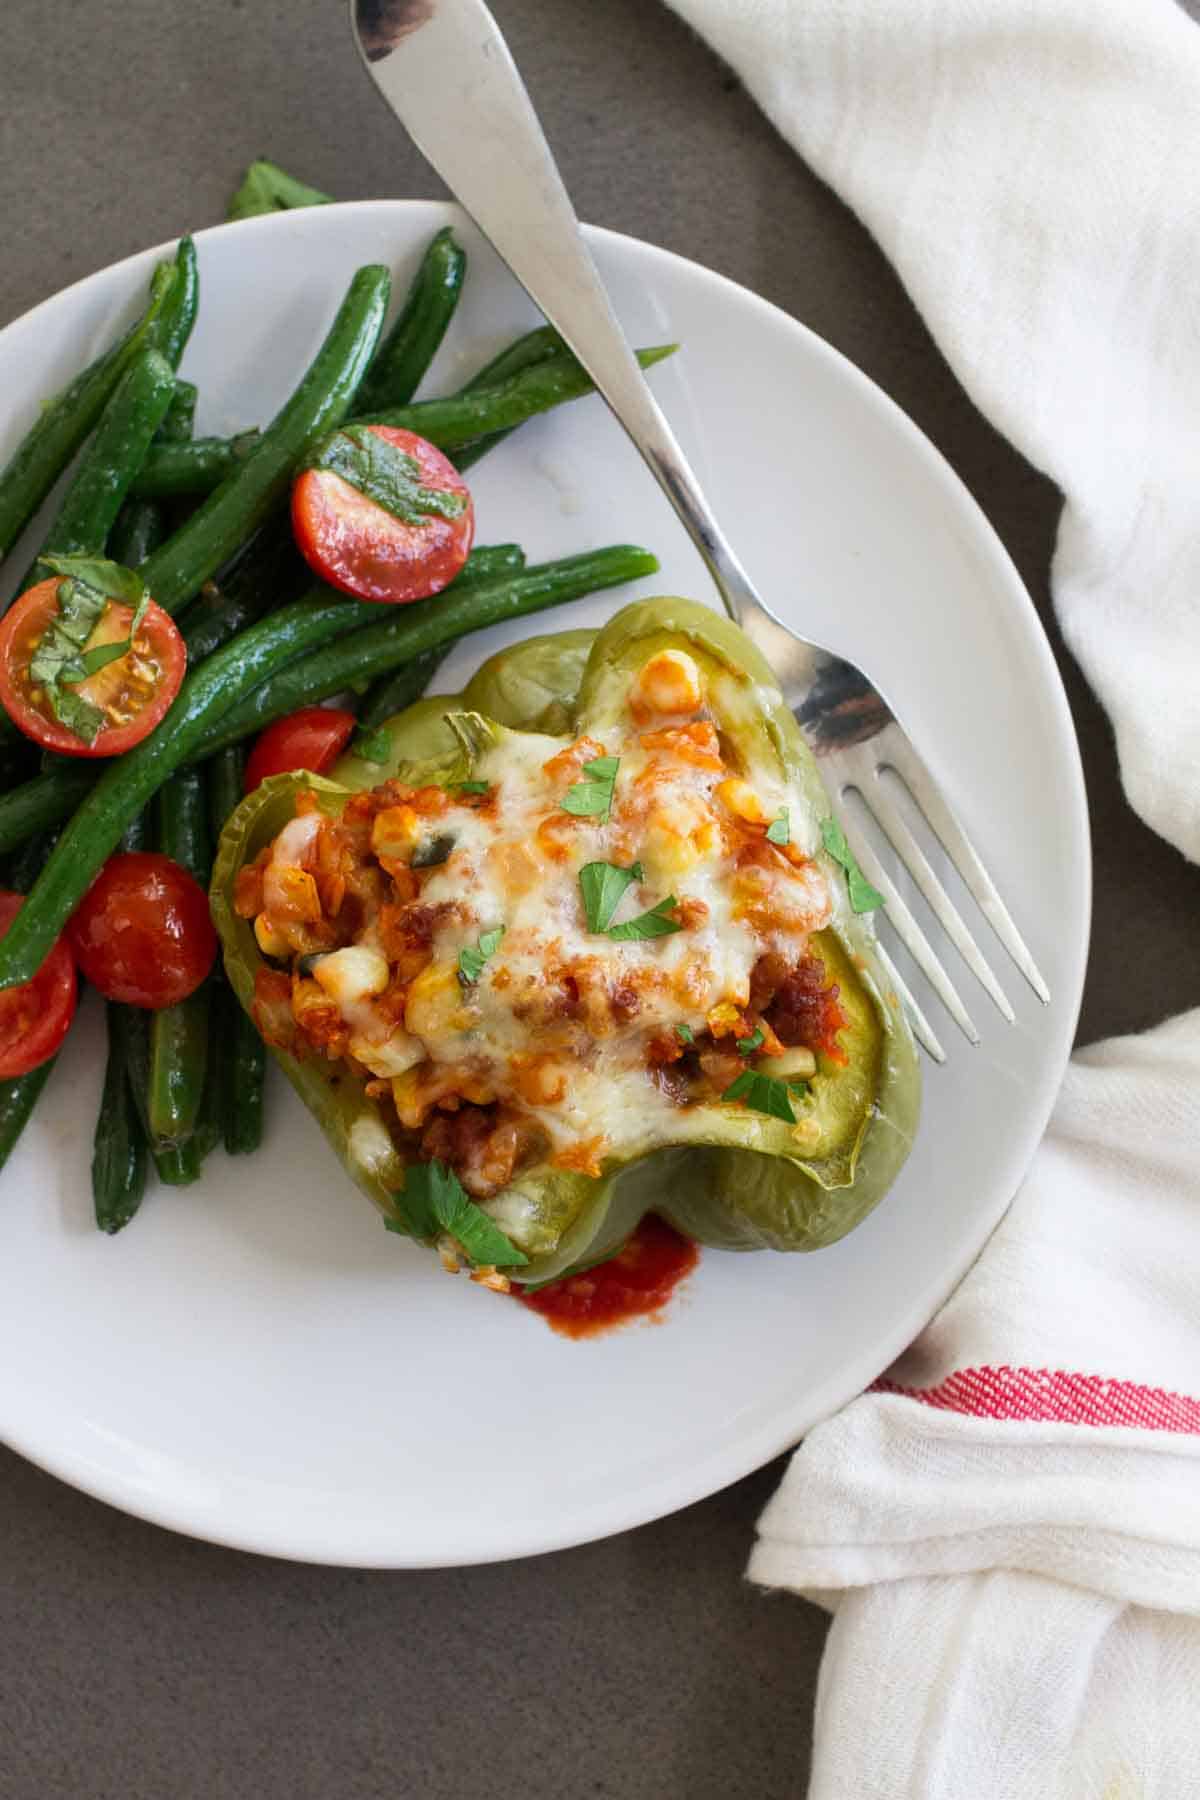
[657, 0, 1200, 1791]
[666, 0, 1200, 863]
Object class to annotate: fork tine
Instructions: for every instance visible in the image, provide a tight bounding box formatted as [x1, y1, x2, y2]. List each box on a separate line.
[852, 775, 1015, 1023]
[871, 938, 947, 1064]
[877, 725, 1051, 1005]
[837, 818, 982, 1046]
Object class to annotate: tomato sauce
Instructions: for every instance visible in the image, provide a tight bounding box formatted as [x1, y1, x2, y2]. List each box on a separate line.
[516, 1214, 698, 1338]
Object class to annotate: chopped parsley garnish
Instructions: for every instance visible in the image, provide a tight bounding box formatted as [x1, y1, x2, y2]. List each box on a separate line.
[722, 1070, 809, 1122]
[820, 816, 884, 914]
[30, 556, 150, 746]
[560, 755, 619, 822]
[579, 858, 642, 932]
[607, 896, 682, 942]
[578, 860, 683, 942]
[736, 1028, 765, 1056]
[351, 724, 393, 764]
[766, 808, 790, 846]
[306, 425, 468, 526]
[457, 924, 505, 986]
[457, 780, 489, 796]
[675, 1023, 695, 1046]
[385, 1159, 528, 1267]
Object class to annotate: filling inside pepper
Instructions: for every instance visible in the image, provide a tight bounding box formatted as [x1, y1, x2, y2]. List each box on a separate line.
[235, 647, 852, 1206]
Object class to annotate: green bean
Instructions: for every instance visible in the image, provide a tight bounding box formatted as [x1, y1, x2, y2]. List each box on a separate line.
[137, 264, 391, 615]
[147, 767, 211, 1147]
[0, 765, 97, 855]
[6, 827, 59, 894]
[0, 239, 196, 562]
[107, 382, 195, 569]
[197, 546, 658, 757]
[360, 343, 676, 445]
[108, 1003, 152, 1140]
[161, 380, 198, 441]
[354, 547, 523, 726]
[228, 160, 332, 221]
[92, 1003, 148, 1234]
[151, 237, 200, 370]
[129, 432, 261, 498]
[152, 1051, 220, 1185]
[199, 747, 266, 1166]
[0, 1060, 55, 1177]
[0, 830, 61, 1170]
[108, 500, 167, 568]
[20, 348, 178, 592]
[356, 228, 467, 415]
[450, 325, 564, 470]
[460, 327, 563, 391]
[179, 522, 308, 663]
[131, 342, 677, 498]
[359, 646, 447, 733]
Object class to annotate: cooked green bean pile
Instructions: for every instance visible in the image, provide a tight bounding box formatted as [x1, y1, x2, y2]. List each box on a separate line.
[0, 167, 674, 1231]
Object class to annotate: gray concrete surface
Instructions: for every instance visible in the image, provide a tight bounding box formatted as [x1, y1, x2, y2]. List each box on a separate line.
[1, 3, 1197, 1796]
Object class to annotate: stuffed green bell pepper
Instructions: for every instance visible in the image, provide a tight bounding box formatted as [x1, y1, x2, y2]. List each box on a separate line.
[211, 597, 920, 1286]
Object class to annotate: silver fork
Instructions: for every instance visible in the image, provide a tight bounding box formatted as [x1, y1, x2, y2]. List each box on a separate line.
[349, 0, 1050, 1062]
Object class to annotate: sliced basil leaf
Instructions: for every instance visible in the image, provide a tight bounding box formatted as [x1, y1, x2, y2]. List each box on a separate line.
[606, 895, 683, 942]
[766, 808, 790, 846]
[40, 554, 146, 609]
[820, 816, 884, 913]
[736, 1027, 765, 1056]
[308, 425, 468, 526]
[391, 1159, 528, 1266]
[458, 924, 505, 986]
[721, 1070, 798, 1123]
[560, 754, 619, 821]
[579, 858, 642, 933]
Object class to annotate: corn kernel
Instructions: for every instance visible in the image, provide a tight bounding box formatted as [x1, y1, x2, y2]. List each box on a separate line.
[716, 778, 770, 826]
[404, 959, 468, 1040]
[371, 805, 421, 863]
[254, 913, 289, 958]
[630, 649, 703, 720]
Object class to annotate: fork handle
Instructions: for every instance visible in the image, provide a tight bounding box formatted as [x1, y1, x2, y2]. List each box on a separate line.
[353, 0, 766, 628]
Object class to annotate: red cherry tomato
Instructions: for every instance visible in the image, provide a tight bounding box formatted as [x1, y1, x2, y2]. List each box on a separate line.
[68, 853, 216, 1009]
[243, 706, 357, 792]
[0, 892, 77, 1077]
[290, 425, 474, 604]
[0, 578, 186, 758]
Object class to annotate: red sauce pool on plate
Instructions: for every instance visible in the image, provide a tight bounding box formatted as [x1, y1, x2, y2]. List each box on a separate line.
[516, 1214, 698, 1338]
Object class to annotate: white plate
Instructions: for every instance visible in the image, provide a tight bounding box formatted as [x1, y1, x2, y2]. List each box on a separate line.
[0, 201, 1088, 1567]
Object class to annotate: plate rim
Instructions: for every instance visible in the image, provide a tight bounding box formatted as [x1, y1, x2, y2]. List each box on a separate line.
[0, 198, 1091, 1566]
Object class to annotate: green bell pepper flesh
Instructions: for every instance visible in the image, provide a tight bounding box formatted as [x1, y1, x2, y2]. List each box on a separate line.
[211, 598, 920, 1282]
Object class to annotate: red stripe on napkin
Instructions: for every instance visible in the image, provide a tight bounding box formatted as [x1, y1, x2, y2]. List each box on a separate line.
[871, 1366, 1200, 1434]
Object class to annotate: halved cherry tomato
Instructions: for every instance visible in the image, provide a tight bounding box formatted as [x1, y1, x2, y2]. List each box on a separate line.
[243, 706, 357, 792]
[68, 852, 216, 1009]
[291, 425, 474, 604]
[0, 891, 77, 1076]
[0, 578, 186, 758]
